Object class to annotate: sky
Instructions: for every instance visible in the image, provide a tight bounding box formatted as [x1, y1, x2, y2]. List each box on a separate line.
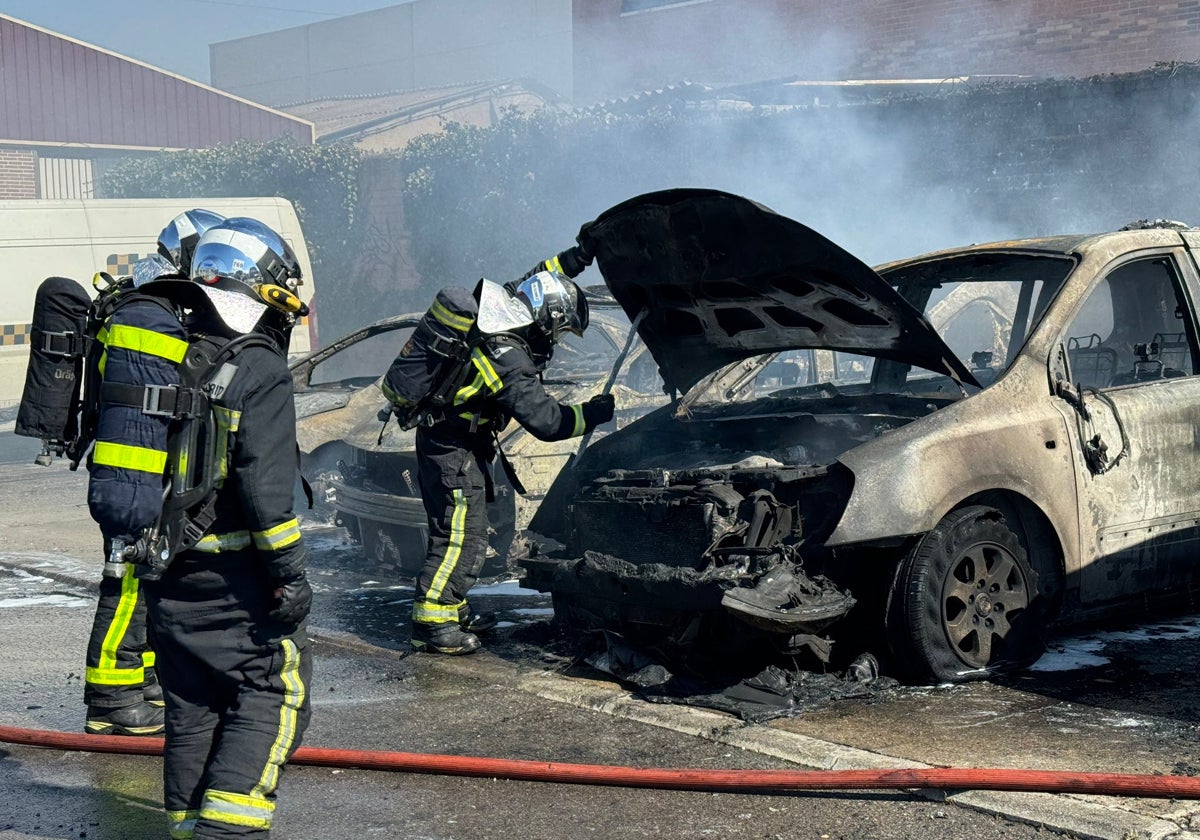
[0, 0, 405, 85]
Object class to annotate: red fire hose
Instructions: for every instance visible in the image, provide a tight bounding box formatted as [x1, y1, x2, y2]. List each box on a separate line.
[2, 724, 1198, 798]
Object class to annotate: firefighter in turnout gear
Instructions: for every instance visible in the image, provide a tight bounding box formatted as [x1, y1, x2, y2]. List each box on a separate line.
[142, 217, 313, 839]
[84, 209, 225, 736]
[405, 249, 615, 655]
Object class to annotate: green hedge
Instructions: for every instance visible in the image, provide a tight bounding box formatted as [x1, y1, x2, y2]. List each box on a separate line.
[99, 138, 363, 265]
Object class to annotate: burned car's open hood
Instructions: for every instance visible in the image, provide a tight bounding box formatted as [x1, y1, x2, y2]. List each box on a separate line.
[580, 189, 977, 395]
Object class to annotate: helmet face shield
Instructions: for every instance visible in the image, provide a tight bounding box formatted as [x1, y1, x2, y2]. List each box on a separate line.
[132, 253, 177, 288]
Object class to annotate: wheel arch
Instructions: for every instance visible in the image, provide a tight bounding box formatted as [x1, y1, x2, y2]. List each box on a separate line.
[951, 489, 1067, 617]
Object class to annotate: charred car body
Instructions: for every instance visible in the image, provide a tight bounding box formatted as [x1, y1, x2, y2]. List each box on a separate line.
[291, 310, 666, 577]
[519, 188, 1200, 685]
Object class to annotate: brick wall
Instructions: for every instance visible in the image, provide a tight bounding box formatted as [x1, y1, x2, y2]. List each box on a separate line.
[574, 0, 1200, 103]
[0, 148, 36, 199]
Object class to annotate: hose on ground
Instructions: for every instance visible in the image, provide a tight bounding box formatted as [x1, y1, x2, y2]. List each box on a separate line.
[1, 724, 1197, 799]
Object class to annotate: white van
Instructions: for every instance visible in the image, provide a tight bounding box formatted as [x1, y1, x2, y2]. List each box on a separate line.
[0, 197, 317, 406]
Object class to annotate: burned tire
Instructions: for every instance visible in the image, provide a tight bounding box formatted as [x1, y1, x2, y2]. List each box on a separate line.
[886, 505, 1046, 684]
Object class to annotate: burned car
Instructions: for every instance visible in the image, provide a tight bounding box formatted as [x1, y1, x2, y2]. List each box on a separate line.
[291, 309, 666, 577]
[519, 188, 1200, 686]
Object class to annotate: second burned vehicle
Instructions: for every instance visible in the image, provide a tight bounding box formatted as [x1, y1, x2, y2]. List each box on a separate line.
[519, 188, 1200, 686]
[291, 307, 665, 577]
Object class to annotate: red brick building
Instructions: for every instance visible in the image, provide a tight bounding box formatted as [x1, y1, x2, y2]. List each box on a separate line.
[0, 13, 313, 199]
[573, 0, 1200, 103]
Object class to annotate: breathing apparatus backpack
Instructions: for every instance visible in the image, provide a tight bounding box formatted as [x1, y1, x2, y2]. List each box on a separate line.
[381, 286, 488, 431]
[17, 273, 139, 467]
[17, 273, 275, 580]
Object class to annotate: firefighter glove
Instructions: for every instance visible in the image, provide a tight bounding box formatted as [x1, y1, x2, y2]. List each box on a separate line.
[269, 571, 313, 628]
[555, 244, 593, 278]
[519, 243, 595, 282]
[582, 393, 616, 427]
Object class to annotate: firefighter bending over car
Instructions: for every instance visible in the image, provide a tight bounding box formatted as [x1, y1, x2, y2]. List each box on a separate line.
[382, 241, 615, 655]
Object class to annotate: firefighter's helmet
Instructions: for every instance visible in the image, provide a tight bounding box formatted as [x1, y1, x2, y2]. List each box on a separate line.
[513, 270, 589, 343]
[157, 209, 226, 276]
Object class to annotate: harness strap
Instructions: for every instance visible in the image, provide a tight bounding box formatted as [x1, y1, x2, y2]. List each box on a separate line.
[100, 381, 208, 418]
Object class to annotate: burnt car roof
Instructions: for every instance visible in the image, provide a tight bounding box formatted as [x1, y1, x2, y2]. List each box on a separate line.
[581, 188, 978, 395]
[872, 234, 1094, 274]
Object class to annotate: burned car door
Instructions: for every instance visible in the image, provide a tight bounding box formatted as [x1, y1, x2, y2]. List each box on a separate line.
[1056, 250, 1200, 604]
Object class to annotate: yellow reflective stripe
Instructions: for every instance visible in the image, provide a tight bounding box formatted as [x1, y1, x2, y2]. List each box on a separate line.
[380, 378, 409, 406]
[253, 638, 306, 797]
[194, 531, 252, 553]
[252, 518, 301, 551]
[167, 809, 198, 840]
[546, 255, 563, 274]
[97, 327, 109, 375]
[85, 665, 144, 685]
[87, 565, 144, 686]
[420, 489, 467, 611]
[199, 789, 274, 830]
[214, 405, 241, 433]
[413, 600, 462, 623]
[93, 441, 168, 474]
[430, 299, 473, 332]
[454, 370, 486, 405]
[214, 406, 240, 485]
[178, 438, 189, 482]
[105, 324, 188, 363]
[456, 411, 490, 424]
[142, 650, 156, 668]
[471, 348, 502, 391]
[570, 403, 585, 437]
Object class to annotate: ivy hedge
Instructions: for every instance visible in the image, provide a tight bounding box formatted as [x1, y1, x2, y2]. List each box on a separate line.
[97, 138, 365, 334]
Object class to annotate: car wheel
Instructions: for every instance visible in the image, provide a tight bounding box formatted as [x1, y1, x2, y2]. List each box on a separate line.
[887, 504, 1045, 684]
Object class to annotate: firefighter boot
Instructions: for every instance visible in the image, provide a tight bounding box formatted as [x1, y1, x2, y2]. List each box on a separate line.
[458, 602, 498, 635]
[143, 666, 165, 708]
[411, 622, 481, 655]
[85, 701, 165, 736]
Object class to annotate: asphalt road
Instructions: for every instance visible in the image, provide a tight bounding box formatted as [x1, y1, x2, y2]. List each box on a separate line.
[1, 430, 1199, 840]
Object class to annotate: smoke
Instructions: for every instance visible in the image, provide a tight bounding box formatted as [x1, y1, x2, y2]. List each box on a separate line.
[524, 0, 1200, 272]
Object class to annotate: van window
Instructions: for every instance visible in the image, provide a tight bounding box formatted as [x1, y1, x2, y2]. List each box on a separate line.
[1064, 257, 1197, 388]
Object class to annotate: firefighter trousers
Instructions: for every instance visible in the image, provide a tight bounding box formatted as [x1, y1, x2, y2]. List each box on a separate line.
[412, 424, 492, 627]
[85, 562, 154, 709]
[146, 555, 312, 839]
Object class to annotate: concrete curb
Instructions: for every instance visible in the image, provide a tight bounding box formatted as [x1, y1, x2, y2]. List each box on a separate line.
[426, 654, 1195, 840]
[2, 553, 1194, 840]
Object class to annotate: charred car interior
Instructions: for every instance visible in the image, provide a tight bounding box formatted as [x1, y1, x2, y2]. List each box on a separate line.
[517, 189, 1200, 705]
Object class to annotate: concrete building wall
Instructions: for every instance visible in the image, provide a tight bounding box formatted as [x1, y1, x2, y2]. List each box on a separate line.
[211, 0, 572, 106]
[572, 0, 1200, 103]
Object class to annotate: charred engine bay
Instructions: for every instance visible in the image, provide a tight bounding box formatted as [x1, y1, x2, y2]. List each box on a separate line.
[520, 391, 948, 718]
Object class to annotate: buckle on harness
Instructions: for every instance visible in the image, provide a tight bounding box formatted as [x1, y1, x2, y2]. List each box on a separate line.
[41, 330, 83, 358]
[181, 518, 206, 549]
[141, 384, 177, 416]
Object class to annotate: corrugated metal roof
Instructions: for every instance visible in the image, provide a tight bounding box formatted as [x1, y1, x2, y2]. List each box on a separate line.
[282, 80, 558, 149]
[0, 14, 314, 149]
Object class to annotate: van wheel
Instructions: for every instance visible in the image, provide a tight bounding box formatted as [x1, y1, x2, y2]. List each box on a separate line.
[886, 505, 1045, 684]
